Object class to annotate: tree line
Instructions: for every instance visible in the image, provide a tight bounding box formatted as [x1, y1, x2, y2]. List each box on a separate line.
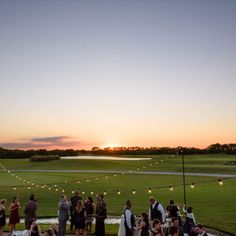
[0, 143, 235, 159]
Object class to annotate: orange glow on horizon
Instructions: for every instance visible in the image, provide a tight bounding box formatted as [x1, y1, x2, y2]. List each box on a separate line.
[100, 143, 122, 149]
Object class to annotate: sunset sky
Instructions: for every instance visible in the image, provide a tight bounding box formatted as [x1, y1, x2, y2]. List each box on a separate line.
[0, 1, 236, 150]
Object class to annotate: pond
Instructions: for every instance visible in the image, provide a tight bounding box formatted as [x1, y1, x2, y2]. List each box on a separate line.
[61, 156, 151, 161]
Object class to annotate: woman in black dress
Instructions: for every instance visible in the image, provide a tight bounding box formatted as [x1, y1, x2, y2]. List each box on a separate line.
[136, 213, 149, 236]
[73, 200, 87, 236]
[85, 197, 95, 234]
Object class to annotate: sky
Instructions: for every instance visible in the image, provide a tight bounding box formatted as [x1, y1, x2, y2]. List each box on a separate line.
[0, 1, 236, 150]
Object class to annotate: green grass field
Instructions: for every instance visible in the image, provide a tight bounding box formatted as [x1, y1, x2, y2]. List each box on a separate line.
[0, 154, 236, 234]
[1, 153, 236, 173]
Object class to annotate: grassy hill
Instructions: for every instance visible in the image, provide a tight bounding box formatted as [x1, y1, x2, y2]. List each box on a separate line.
[0, 154, 235, 234]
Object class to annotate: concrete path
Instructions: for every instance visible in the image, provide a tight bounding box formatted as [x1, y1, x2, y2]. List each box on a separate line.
[5, 169, 236, 178]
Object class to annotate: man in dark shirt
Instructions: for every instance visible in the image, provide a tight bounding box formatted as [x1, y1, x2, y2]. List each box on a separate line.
[24, 194, 37, 229]
[167, 200, 182, 226]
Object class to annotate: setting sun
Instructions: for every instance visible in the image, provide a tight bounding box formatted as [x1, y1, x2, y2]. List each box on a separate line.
[101, 144, 121, 149]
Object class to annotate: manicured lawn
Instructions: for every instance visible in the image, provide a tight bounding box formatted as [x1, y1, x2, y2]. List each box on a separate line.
[0, 154, 236, 174]
[0, 154, 236, 234]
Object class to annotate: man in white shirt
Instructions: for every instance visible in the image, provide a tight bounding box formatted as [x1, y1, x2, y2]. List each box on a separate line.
[124, 200, 135, 236]
[148, 196, 166, 223]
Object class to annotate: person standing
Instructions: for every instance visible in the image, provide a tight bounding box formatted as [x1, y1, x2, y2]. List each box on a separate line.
[58, 195, 70, 236]
[166, 200, 182, 226]
[183, 206, 196, 236]
[135, 212, 149, 236]
[70, 191, 82, 231]
[24, 194, 38, 229]
[85, 196, 95, 234]
[148, 196, 165, 223]
[94, 194, 107, 236]
[8, 196, 20, 235]
[73, 200, 87, 236]
[0, 199, 7, 236]
[124, 200, 135, 236]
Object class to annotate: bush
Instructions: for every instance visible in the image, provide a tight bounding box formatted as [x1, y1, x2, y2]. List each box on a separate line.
[30, 155, 60, 162]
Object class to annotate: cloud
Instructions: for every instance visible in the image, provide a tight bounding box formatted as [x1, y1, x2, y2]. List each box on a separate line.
[31, 136, 71, 143]
[0, 136, 81, 150]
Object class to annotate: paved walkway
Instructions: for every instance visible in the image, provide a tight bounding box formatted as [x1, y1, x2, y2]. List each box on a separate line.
[5, 169, 236, 178]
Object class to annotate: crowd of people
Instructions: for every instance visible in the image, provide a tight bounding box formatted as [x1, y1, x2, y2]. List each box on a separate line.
[123, 196, 208, 236]
[0, 193, 209, 236]
[0, 192, 107, 236]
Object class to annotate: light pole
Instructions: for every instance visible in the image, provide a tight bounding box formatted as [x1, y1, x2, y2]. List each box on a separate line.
[181, 149, 187, 208]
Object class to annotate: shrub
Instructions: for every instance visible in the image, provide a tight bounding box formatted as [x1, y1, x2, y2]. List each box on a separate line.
[30, 155, 60, 162]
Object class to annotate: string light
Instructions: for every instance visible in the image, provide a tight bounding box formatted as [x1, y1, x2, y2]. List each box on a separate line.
[0, 156, 169, 188]
[0, 178, 230, 194]
[0, 159, 229, 195]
